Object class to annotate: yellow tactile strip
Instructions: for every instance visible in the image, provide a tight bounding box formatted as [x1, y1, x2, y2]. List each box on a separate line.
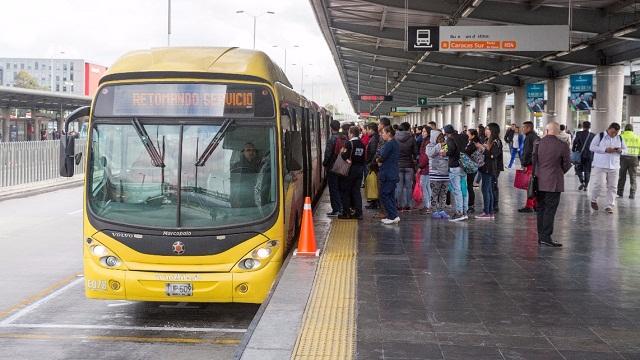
[292, 220, 357, 360]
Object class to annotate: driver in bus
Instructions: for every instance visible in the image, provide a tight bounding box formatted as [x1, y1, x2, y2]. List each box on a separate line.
[230, 142, 261, 208]
[231, 142, 260, 174]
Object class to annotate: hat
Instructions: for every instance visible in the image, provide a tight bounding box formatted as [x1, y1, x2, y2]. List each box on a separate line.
[443, 125, 455, 134]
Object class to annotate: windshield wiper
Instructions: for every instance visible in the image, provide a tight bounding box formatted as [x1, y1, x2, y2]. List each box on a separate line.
[195, 119, 234, 167]
[131, 118, 165, 168]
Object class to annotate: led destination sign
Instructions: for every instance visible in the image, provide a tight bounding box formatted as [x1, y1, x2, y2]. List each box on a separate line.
[94, 83, 275, 118]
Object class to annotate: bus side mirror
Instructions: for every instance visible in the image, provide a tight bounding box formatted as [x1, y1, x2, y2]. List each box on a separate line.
[60, 135, 76, 177]
[59, 106, 90, 177]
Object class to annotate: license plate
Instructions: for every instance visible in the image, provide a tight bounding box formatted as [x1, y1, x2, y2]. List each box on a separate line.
[166, 283, 193, 296]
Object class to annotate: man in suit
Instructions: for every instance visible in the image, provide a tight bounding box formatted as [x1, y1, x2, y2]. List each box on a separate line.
[534, 122, 572, 247]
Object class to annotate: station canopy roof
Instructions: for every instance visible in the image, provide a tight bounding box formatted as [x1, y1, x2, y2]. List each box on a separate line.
[309, 0, 640, 115]
[0, 86, 91, 112]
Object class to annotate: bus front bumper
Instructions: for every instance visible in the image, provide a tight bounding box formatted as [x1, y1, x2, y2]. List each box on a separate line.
[83, 259, 281, 304]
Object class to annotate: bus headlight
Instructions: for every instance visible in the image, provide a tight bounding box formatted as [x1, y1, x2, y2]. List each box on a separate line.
[235, 240, 279, 272]
[91, 245, 108, 257]
[101, 256, 121, 268]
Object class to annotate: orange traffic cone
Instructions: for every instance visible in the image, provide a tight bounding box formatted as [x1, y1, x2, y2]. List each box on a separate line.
[294, 197, 320, 257]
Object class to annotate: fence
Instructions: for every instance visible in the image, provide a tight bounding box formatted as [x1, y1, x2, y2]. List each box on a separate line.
[0, 139, 86, 187]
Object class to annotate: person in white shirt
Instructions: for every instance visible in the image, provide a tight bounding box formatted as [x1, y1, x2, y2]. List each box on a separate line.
[590, 123, 627, 214]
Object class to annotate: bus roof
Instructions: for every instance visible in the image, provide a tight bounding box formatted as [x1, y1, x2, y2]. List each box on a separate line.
[101, 47, 292, 88]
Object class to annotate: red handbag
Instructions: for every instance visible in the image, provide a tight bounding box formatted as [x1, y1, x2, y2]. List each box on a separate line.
[514, 169, 531, 190]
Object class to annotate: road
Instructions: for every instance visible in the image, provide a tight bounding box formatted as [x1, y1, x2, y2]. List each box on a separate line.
[0, 187, 257, 360]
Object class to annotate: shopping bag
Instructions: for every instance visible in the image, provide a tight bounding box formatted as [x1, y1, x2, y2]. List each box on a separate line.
[412, 173, 423, 205]
[365, 171, 379, 200]
[514, 169, 531, 190]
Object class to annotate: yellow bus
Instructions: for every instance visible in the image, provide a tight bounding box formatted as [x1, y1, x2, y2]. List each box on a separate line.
[60, 47, 330, 303]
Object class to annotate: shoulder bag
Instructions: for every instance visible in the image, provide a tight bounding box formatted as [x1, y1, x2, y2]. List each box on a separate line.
[330, 140, 352, 176]
[570, 132, 589, 164]
[527, 141, 539, 198]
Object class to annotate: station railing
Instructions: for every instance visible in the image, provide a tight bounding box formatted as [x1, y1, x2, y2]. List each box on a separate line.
[0, 139, 86, 187]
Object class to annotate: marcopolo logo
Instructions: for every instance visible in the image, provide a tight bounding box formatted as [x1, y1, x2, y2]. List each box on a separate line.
[163, 231, 192, 236]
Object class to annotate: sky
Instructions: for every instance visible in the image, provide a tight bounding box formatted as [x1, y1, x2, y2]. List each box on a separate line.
[1, 0, 355, 115]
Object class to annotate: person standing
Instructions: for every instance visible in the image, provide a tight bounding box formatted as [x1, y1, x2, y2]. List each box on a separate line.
[476, 123, 501, 219]
[518, 121, 540, 213]
[508, 126, 524, 169]
[504, 123, 516, 149]
[323, 120, 346, 216]
[572, 121, 595, 191]
[395, 122, 417, 211]
[377, 126, 400, 224]
[444, 124, 469, 221]
[534, 122, 572, 247]
[364, 123, 380, 209]
[426, 130, 450, 219]
[338, 126, 366, 220]
[617, 124, 639, 199]
[465, 129, 481, 214]
[590, 123, 627, 214]
[418, 126, 432, 214]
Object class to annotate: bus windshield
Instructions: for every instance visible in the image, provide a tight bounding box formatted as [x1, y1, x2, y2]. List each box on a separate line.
[88, 121, 277, 229]
[87, 83, 277, 229]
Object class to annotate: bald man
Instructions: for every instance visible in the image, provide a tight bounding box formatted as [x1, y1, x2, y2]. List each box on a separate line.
[532, 121, 572, 247]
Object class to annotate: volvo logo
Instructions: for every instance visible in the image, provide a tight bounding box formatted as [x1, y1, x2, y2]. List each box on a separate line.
[172, 241, 185, 255]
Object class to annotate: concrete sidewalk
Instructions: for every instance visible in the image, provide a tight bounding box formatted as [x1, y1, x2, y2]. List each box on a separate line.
[236, 193, 333, 360]
[0, 175, 83, 202]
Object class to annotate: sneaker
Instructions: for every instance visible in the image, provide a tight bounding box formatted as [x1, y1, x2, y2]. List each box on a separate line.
[326, 211, 340, 217]
[467, 207, 475, 214]
[630, 194, 635, 199]
[617, 193, 623, 198]
[381, 217, 400, 225]
[590, 202, 599, 211]
[431, 211, 443, 219]
[578, 184, 584, 191]
[449, 213, 468, 222]
[476, 213, 492, 219]
[337, 213, 352, 220]
[605, 207, 613, 214]
[583, 186, 588, 192]
[518, 207, 534, 213]
[439, 211, 450, 220]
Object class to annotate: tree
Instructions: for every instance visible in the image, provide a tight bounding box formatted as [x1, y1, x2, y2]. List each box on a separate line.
[14, 71, 42, 90]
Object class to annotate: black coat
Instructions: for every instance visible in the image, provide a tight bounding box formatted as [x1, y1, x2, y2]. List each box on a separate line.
[522, 131, 540, 167]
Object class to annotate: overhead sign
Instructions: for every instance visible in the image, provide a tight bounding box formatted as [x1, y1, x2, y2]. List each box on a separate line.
[359, 112, 371, 117]
[632, 71, 640, 86]
[390, 106, 421, 113]
[355, 94, 393, 101]
[426, 98, 463, 106]
[408, 25, 569, 52]
[526, 84, 545, 114]
[570, 74, 594, 112]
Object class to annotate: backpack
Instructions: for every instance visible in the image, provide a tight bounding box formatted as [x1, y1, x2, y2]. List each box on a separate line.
[470, 149, 485, 168]
[460, 153, 478, 174]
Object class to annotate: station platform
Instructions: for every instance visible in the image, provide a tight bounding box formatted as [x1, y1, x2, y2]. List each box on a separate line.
[238, 170, 640, 360]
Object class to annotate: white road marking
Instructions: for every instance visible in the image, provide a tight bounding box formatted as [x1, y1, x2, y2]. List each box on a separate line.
[0, 323, 246, 333]
[107, 301, 136, 307]
[66, 209, 83, 215]
[0, 278, 83, 326]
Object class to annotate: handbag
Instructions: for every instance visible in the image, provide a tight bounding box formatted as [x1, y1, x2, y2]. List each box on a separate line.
[527, 141, 539, 198]
[514, 169, 531, 190]
[330, 141, 352, 176]
[412, 173, 423, 205]
[570, 133, 589, 163]
[461, 153, 478, 174]
[365, 171, 379, 200]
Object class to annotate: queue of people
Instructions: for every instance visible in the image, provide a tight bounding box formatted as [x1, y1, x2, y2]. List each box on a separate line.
[322, 117, 639, 247]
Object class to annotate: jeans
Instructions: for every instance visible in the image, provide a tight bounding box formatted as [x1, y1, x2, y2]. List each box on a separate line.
[575, 159, 593, 188]
[508, 147, 521, 168]
[467, 172, 476, 208]
[449, 167, 468, 214]
[340, 164, 364, 217]
[591, 167, 618, 208]
[396, 168, 414, 208]
[480, 171, 496, 214]
[327, 172, 343, 213]
[420, 175, 432, 209]
[618, 156, 638, 196]
[536, 191, 561, 243]
[493, 173, 500, 210]
[380, 179, 399, 220]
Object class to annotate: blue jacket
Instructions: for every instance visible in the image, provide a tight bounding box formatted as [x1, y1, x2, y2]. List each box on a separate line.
[377, 139, 399, 182]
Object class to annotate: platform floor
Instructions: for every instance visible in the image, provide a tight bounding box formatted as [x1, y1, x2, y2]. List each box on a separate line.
[353, 170, 640, 360]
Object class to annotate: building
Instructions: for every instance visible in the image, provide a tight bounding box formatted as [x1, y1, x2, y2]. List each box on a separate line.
[0, 58, 107, 97]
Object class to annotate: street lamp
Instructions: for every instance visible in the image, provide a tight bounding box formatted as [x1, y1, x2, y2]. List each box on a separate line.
[291, 63, 313, 96]
[236, 10, 275, 49]
[272, 44, 299, 73]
